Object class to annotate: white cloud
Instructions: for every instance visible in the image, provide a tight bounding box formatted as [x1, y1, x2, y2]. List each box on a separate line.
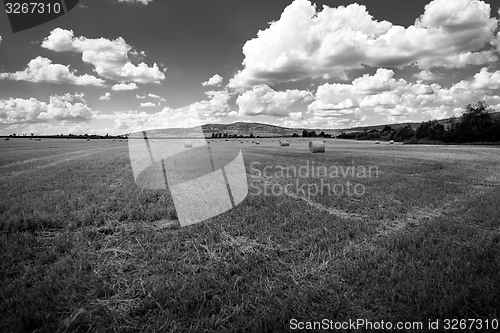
[306, 66, 500, 125]
[228, 0, 498, 89]
[99, 92, 111, 100]
[103, 90, 232, 132]
[41, 28, 165, 84]
[148, 93, 167, 101]
[140, 102, 156, 108]
[0, 98, 47, 123]
[453, 67, 500, 90]
[188, 90, 232, 117]
[0, 93, 95, 124]
[202, 74, 223, 87]
[112, 82, 138, 91]
[352, 68, 403, 94]
[102, 105, 221, 133]
[136, 94, 146, 99]
[40, 94, 96, 122]
[0, 56, 105, 86]
[289, 112, 303, 121]
[417, 50, 498, 69]
[236, 84, 312, 116]
[414, 70, 441, 81]
[491, 31, 500, 52]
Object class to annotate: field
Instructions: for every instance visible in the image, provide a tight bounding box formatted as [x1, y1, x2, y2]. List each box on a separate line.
[1, 138, 499, 332]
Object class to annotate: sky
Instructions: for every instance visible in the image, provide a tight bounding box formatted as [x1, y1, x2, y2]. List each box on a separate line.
[0, 0, 499, 135]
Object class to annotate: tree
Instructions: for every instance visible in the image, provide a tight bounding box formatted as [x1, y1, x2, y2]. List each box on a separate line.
[444, 101, 498, 142]
[380, 125, 394, 140]
[416, 120, 445, 140]
[392, 124, 415, 142]
[460, 101, 493, 141]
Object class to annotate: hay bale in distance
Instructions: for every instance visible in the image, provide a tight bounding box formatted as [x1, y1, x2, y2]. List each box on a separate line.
[375, 140, 380, 144]
[279, 139, 290, 147]
[184, 140, 193, 148]
[389, 140, 394, 144]
[309, 140, 325, 153]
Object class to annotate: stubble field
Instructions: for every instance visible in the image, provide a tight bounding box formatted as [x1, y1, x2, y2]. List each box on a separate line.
[1, 138, 499, 332]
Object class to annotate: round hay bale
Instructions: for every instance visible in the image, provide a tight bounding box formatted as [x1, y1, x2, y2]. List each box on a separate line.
[375, 140, 380, 144]
[184, 140, 193, 148]
[279, 139, 290, 147]
[389, 140, 394, 144]
[309, 140, 325, 153]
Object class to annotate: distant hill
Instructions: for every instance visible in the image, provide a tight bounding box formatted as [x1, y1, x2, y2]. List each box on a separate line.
[202, 122, 342, 137]
[132, 122, 341, 138]
[124, 112, 500, 138]
[337, 111, 500, 133]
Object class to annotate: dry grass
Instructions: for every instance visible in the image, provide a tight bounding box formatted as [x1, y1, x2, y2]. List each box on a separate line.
[1, 138, 499, 332]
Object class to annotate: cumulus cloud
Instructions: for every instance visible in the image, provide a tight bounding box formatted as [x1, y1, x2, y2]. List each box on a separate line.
[308, 68, 407, 115]
[202, 74, 223, 87]
[228, 0, 499, 89]
[0, 93, 95, 124]
[236, 84, 312, 116]
[0, 56, 105, 86]
[99, 92, 111, 100]
[136, 94, 146, 99]
[414, 70, 441, 81]
[188, 90, 232, 117]
[41, 28, 165, 84]
[104, 89, 232, 132]
[112, 82, 138, 91]
[102, 105, 221, 133]
[40, 93, 96, 122]
[453, 67, 500, 90]
[417, 50, 498, 69]
[307, 66, 500, 124]
[140, 102, 156, 108]
[148, 93, 166, 101]
[0, 98, 48, 123]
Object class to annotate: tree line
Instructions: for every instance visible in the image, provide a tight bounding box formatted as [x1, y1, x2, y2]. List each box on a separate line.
[337, 101, 500, 143]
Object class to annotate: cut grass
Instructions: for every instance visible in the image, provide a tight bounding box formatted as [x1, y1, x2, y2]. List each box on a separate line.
[0, 139, 499, 332]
